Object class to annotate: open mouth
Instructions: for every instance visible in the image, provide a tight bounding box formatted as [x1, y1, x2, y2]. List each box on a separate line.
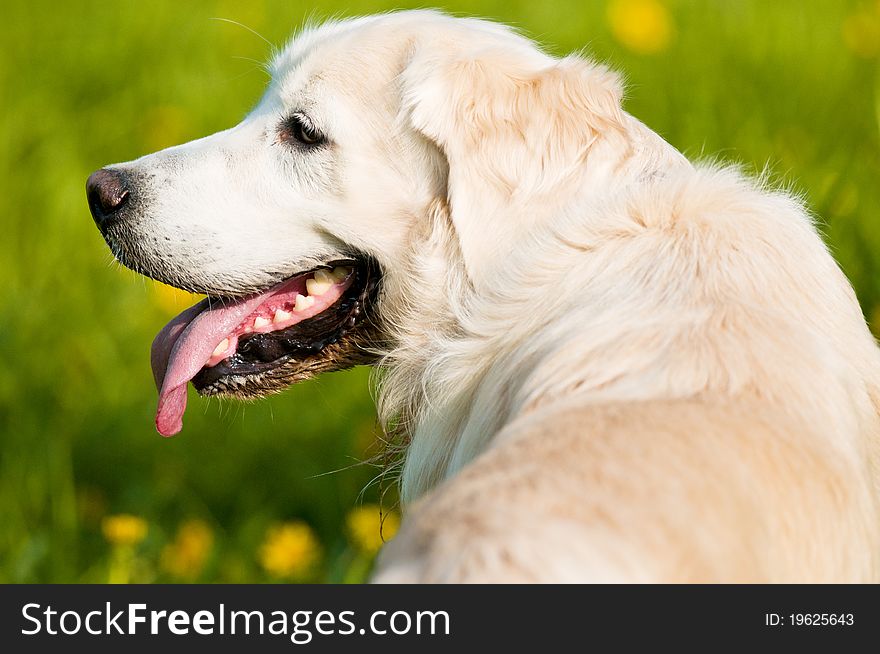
[150, 259, 381, 437]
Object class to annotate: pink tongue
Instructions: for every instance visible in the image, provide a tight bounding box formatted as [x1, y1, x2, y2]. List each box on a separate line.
[150, 291, 273, 437]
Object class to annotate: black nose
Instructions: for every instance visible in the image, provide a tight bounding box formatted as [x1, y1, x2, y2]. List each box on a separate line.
[87, 168, 130, 231]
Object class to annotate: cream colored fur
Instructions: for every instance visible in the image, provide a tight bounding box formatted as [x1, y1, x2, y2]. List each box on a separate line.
[107, 10, 880, 582]
[369, 12, 880, 582]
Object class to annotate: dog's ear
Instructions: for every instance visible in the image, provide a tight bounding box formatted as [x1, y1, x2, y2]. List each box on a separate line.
[401, 41, 626, 285]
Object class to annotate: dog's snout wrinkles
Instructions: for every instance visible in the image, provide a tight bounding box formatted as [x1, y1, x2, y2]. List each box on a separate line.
[87, 168, 130, 230]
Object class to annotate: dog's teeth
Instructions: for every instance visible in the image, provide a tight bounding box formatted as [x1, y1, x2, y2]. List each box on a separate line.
[294, 293, 315, 312]
[306, 276, 332, 296]
[331, 266, 352, 282]
[314, 269, 335, 284]
[273, 308, 292, 323]
[253, 316, 270, 329]
[212, 338, 229, 357]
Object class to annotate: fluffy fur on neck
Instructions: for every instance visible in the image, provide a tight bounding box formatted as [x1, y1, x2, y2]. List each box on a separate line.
[377, 158, 880, 503]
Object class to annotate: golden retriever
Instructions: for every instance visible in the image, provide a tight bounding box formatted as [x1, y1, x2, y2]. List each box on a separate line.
[86, 10, 880, 582]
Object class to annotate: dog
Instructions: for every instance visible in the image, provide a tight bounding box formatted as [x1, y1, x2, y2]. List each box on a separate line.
[87, 10, 880, 582]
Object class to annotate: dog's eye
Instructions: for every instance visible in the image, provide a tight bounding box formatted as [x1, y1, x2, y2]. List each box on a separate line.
[280, 114, 325, 147]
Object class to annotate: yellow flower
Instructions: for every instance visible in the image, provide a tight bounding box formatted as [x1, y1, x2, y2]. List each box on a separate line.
[842, 5, 880, 59]
[258, 522, 321, 578]
[161, 519, 215, 580]
[101, 514, 148, 547]
[346, 505, 400, 555]
[607, 0, 674, 55]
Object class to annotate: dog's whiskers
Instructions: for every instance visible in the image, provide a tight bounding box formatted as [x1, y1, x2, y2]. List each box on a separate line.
[209, 17, 275, 50]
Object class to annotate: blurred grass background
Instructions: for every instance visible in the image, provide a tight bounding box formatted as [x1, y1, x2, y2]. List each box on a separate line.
[1, 0, 879, 582]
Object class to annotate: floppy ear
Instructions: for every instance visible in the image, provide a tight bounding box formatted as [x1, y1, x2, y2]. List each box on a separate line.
[401, 41, 627, 285]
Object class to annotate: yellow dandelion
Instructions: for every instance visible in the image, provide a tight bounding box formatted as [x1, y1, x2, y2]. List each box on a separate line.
[842, 5, 880, 59]
[346, 505, 400, 555]
[151, 280, 201, 315]
[101, 514, 148, 547]
[161, 519, 215, 580]
[607, 0, 674, 55]
[258, 521, 321, 578]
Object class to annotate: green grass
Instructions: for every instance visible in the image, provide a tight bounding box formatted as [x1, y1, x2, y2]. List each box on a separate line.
[1, 0, 879, 582]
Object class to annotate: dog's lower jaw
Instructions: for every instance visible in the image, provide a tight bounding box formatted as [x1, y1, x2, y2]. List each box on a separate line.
[194, 325, 384, 399]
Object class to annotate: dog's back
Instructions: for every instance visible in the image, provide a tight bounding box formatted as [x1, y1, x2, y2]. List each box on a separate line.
[376, 165, 880, 582]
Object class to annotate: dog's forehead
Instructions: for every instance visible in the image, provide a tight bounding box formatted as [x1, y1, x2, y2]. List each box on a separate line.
[266, 16, 410, 107]
[256, 11, 529, 120]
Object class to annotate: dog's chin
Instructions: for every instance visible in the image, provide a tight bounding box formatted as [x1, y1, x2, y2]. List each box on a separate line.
[192, 259, 383, 399]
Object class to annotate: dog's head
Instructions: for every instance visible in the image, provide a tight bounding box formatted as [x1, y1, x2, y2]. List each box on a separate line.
[86, 10, 627, 436]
